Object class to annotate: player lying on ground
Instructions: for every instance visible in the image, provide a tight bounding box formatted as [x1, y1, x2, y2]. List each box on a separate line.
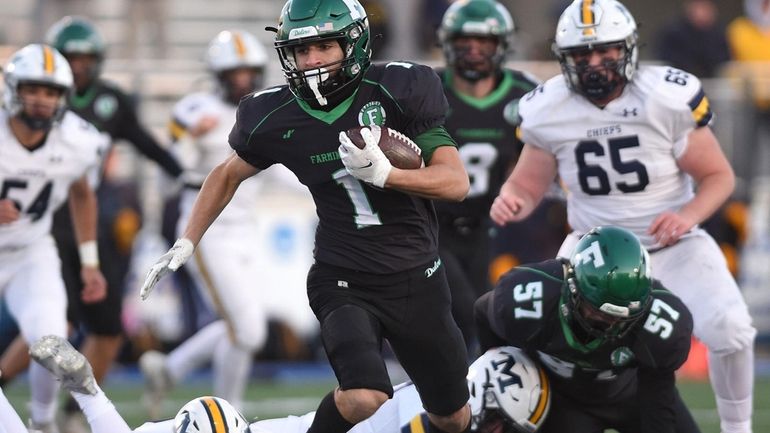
[0, 336, 549, 433]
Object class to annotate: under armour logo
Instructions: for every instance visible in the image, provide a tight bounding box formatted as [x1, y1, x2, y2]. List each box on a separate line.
[49, 155, 64, 164]
[283, 129, 295, 139]
[622, 108, 638, 117]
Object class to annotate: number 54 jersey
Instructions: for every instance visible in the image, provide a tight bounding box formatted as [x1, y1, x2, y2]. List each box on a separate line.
[0, 110, 106, 249]
[518, 66, 713, 249]
[482, 259, 693, 404]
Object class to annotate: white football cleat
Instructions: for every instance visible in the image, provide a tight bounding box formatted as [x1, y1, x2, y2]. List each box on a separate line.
[139, 350, 173, 418]
[29, 336, 97, 396]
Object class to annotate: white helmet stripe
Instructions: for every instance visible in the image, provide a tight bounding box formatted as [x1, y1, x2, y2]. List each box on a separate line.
[342, 0, 364, 19]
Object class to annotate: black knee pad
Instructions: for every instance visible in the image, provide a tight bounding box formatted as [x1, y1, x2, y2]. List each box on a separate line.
[321, 305, 393, 397]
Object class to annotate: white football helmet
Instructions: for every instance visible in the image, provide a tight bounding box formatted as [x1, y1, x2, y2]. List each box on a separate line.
[552, 0, 638, 101]
[2, 44, 73, 129]
[467, 347, 550, 433]
[174, 396, 249, 433]
[205, 30, 268, 102]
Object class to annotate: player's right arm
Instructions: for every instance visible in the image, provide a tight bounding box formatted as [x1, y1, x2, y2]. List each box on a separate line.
[140, 153, 259, 300]
[490, 143, 557, 226]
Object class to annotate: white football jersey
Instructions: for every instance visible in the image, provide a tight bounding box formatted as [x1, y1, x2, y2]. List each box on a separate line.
[0, 110, 106, 249]
[169, 92, 262, 222]
[518, 65, 714, 249]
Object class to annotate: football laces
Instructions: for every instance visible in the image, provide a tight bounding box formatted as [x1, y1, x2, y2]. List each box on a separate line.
[386, 128, 422, 156]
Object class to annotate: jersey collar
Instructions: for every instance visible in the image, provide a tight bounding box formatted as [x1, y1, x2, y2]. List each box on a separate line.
[445, 69, 514, 111]
[295, 88, 359, 125]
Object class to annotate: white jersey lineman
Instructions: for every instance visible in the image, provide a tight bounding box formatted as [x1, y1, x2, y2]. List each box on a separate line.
[164, 91, 269, 406]
[519, 64, 756, 409]
[0, 108, 105, 349]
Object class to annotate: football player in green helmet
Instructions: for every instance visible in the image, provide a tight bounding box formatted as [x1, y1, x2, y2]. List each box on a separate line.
[475, 226, 702, 433]
[45, 16, 105, 92]
[140, 0, 473, 432]
[273, 0, 371, 108]
[432, 0, 567, 358]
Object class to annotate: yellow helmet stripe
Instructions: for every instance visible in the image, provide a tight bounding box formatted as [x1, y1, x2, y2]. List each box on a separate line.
[233, 32, 246, 59]
[42, 45, 55, 75]
[581, 0, 595, 25]
[201, 397, 228, 433]
[581, 0, 596, 36]
[528, 367, 550, 425]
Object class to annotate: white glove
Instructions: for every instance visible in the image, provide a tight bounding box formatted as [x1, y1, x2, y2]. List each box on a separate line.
[338, 126, 392, 188]
[140, 238, 194, 300]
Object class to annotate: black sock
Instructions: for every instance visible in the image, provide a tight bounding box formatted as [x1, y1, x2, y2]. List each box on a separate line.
[306, 390, 356, 433]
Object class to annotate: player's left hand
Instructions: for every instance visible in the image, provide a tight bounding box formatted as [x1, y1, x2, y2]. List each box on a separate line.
[338, 126, 392, 188]
[648, 211, 695, 247]
[80, 267, 107, 304]
[0, 199, 20, 224]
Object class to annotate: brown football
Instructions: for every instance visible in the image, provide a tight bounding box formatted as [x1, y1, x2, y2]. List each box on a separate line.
[345, 126, 423, 170]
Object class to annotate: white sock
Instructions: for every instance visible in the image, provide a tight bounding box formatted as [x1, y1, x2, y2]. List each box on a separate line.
[709, 346, 754, 433]
[213, 338, 252, 411]
[0, 387, 27, 433]
[166, 320, 228, 383]
[71, 384, 133, 433]
[27, 363, 59, 425]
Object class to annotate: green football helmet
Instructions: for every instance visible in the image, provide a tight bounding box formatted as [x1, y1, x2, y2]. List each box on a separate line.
[564, 226, 652, 342]
[437, 0, 514, 81]
[273, 0, 371, 108]
[45, 16, 105, 84]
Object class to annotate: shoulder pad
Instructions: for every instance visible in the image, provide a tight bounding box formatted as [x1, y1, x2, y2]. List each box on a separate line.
[170, 92, 219, 134]
[635, 287, 694, 370]
[516, 76, 570, 146]
[58, 112, 109, 163]
[639, 66, 713, 127]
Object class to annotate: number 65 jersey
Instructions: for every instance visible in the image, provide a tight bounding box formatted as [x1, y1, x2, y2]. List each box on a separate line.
[518, 66, 713, 249]
[0, 110, 106, 249]
[477, 259, 693, 405]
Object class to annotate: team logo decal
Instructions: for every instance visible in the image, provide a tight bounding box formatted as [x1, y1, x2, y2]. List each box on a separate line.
[94, 94, 118, 120]
[358, 101, 386, 126]
[610, 347, 634, 367]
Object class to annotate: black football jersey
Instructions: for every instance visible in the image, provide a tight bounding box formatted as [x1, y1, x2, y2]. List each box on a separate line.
[483, 259, 693, 404]
[434, 68, 537, 220]
[230, 63, 455, 273]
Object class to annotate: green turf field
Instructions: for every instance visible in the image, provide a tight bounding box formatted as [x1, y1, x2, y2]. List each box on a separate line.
[4, 376, 769, 432]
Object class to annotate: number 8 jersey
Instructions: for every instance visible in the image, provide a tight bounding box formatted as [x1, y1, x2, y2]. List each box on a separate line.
[517, 65, 713, 249]
[0, 110, 106, 249]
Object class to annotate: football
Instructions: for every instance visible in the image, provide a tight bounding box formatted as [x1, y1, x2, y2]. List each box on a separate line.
[345, 125, 423, 170]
